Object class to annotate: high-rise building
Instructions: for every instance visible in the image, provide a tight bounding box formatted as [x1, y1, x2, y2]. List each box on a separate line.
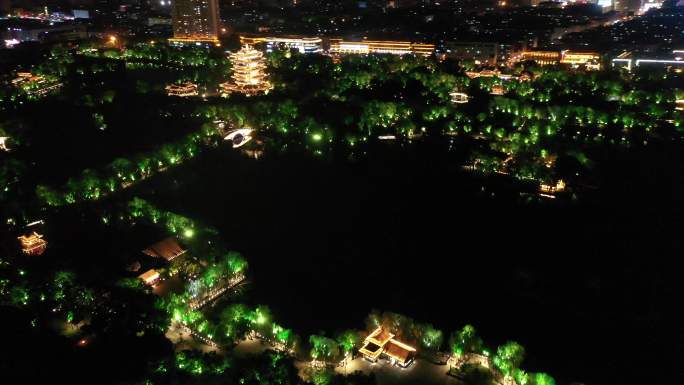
[169, 0, 220, 45]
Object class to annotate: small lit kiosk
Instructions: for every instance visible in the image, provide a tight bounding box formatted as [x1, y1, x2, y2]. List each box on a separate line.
[220, 45, 273, 97]
[359, 327, 417, 368]
[17, 232, 48, 255]
[165, 82, 199, 97]
[138, 269, 160, 286]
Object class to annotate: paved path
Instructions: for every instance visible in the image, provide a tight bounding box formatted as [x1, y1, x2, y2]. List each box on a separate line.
[337, 358, 462, 385]
[233, 338, 270, 357]
[172, 332, 468, 385]
[166, 323, 221, 354]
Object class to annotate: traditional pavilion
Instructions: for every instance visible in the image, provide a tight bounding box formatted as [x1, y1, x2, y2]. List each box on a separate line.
[490, 84, 505, 95]
[359, 327, 417, 368]
[138, 269, 160, 286]
[220, 45, 273, 97]
[165, 82, 199, 97]
[142, 237, 187, 262]
[17, 232, 48, 255]
[450, 91, 469, 104]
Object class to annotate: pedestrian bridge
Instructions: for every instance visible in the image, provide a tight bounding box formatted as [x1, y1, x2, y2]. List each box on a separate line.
[224, 128, 254, 148]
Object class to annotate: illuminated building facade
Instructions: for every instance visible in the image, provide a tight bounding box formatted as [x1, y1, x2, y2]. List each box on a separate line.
[612, 50, 684, 72]
[329, 39, 435, 57]
[169, 0, 220, 46]
[359, 327, 417, 368]
[18, 232, 48, 255]
[240, 35, 323, 54]
[220, 45, 273, 96]
[519, 50, 560, 66]
[560, 51, 601, 70]
[165, 82, 199, 97]
[517, 50, 600, 69]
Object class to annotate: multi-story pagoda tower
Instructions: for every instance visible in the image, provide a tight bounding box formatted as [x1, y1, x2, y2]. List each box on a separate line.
[220, 45, 273, 97]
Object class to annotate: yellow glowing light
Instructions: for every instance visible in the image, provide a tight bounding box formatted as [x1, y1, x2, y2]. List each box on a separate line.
[138, 269, 160, 285]
[165, 82, 199, 97]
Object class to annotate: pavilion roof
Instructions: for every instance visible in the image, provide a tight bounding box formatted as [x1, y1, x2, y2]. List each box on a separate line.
[384, 339, 416, 364]
[359, 342, 383, 359]
[365, 327, 394, 347]
[142, 237, 187, 261]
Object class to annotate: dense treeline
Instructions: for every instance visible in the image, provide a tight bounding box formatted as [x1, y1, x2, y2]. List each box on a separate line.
[4, 43, 682, 210]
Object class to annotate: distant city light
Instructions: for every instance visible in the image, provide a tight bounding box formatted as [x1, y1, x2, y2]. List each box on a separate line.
[4, 39, 20, 48]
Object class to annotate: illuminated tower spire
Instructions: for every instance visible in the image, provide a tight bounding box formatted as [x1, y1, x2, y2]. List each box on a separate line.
[220, 45, 273, 96]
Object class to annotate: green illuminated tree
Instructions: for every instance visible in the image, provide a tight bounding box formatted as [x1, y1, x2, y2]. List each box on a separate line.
[336, 330, 361, 356]
[450, 324, 484, 356]
[309, 335, 341, 363]
[419, 324, 443, 351]
[493, 341, 525, 377]
[531, 372, 556, 385]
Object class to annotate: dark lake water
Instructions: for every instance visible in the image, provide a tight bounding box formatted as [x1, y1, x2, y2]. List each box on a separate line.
[142, 143, 683, 385]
